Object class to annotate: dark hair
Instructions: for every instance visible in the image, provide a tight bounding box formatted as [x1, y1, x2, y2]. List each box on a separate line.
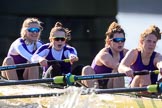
[105, 22, 125, 46]
[105, 22, 125, 39]
[49, 22, 71, 41]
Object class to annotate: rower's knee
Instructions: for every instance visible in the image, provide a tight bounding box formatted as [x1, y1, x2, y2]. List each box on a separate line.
[82, 65, 95, 75]
[81, 65, 98, 88]
[131, 75, 151, 87]
[2, 57, 14, 65]
[1, 57, 17, 80]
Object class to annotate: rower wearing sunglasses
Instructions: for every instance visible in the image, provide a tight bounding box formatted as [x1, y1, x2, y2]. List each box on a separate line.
[31, 22, 80, 80]
[81, 22, 128, 89]
[1, 18, 43, 80]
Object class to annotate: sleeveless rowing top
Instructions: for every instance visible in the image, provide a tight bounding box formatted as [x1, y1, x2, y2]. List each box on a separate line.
[131, 51, 158, 84]
[92, 48, 124, 74]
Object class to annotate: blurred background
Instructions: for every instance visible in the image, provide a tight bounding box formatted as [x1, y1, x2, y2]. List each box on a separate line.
[0, 0, 162, 67]
[117, 0, 162, 53]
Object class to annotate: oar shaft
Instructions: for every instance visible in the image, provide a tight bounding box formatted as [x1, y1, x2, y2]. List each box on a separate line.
[95, 87, 147, 94]
[0, 59, 70, 71]
[67, 70, 159, 84]
[0, 63, 39, 71]
[0, 78, 54, 86]
[57, 71, 159, 85]
[0, 70, 159, 87]
[95, 84, 162, 94]
[75, 73, 126, 81]
[0, 92, 64, 99]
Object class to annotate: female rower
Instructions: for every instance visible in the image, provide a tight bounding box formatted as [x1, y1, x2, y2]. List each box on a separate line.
[1, 17, 43, 80]
[31, 22, 80, 79]
[118, 25, 162, 88]
[82, 22, 128, 88]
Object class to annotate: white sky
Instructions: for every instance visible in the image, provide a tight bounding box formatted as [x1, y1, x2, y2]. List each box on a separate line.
[117, 12, 162, 54]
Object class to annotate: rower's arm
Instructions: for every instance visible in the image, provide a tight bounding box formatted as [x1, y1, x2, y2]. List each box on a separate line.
[155, 53, 162, 75]
[118, 49, 137, 77]
[99, 50, 119, 70]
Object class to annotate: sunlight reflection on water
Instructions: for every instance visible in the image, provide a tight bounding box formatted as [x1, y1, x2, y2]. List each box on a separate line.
[0, 85, 124, 108]
[0, 85, 161, 108]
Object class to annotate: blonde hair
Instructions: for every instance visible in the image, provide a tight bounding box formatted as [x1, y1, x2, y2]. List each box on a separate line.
[138, 25, 161, 48]
[20, 18, 43, 39]
[140, 25, 161, 40]
[105, 21, 125, 46]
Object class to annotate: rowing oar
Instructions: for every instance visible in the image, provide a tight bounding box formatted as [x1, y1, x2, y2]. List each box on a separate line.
[95, 83, 162, 94]
[0, 92, 64, 99]
[0, 70, 159, 86]
[0, 59, 70, 71]
[1, 83, 161, 99]
[63, 70, 159, 85]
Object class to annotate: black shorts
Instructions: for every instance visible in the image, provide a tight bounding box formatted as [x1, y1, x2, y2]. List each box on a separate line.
[16, 69, 25, 80]
[43, 64, 84, 78]
[98, 79, 109, 89]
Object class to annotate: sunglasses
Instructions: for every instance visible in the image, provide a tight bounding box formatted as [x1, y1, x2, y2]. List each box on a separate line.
[27, 28, 40, 33]
[54, 37, 66, 41]
[112, 38, 126, 43]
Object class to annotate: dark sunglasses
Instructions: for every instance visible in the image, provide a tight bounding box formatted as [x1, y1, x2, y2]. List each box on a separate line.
[27, 28, 40, 33]
[54, 37, 66, 41]
[112, 38, 126, 43]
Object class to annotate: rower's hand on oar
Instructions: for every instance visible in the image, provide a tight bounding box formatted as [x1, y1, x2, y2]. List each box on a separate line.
[69, 55, 79, 64]
[157, 60, 162, 75]
[159, 68, 162, 75]
[39, 59, 48, 67]
[125, 68, 134, 78]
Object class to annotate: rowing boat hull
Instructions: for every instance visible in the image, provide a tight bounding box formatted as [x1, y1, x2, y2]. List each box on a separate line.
[0, 85, 161, 108]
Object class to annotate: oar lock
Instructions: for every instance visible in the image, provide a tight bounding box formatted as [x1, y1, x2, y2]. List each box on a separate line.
[53, 73, 75, 85]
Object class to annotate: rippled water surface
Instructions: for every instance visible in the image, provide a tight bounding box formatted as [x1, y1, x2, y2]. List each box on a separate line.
[0, 85, 126, 108]
[0, 85, 162, 108]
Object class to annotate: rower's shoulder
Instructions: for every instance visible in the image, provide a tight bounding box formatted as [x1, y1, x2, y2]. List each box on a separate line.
[123, 48, 139, 59]
[37, 40, 44, 45]
[65, 44, 76, 49]
[154, 51, 162, 57]
[101, 47, 108, 52]
[98, 47, 109, 55]
[127, 48, 138, 54]
[40, 43, 50, 47]
[123, 48, 129, 55]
